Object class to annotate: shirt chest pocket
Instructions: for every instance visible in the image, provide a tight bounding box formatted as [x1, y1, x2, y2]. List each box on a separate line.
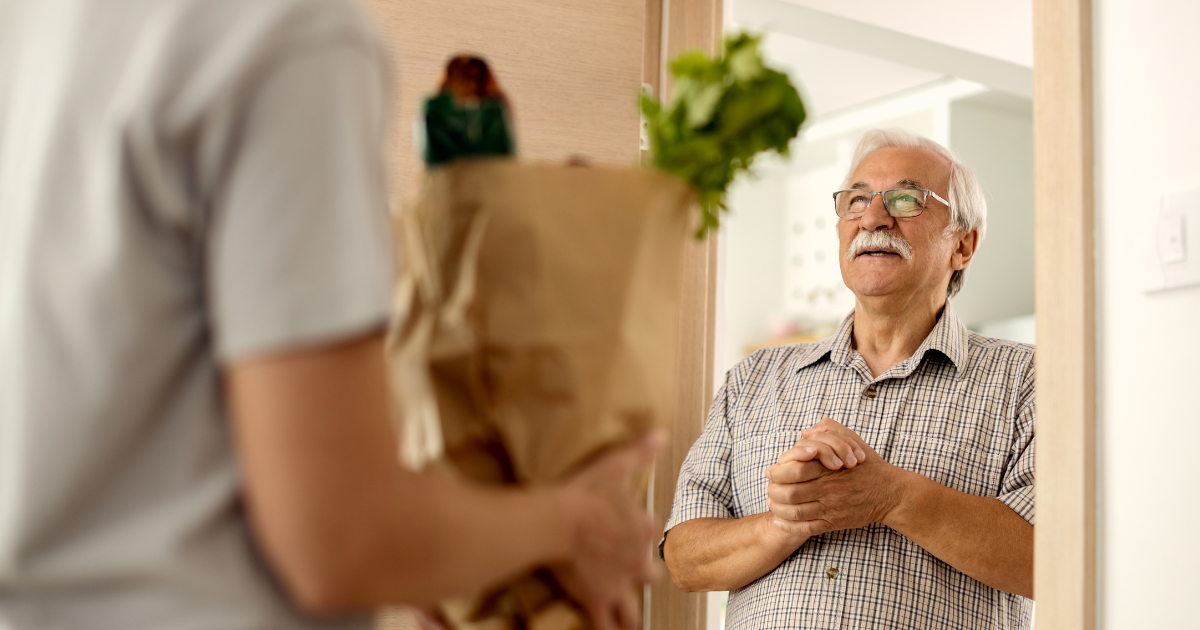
[888, 434, 1006, 498]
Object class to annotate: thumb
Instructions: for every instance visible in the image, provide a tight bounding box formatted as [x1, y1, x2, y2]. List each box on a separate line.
[584, 429, 667, 483]
[611, 429, 667, 476]
[633, 429, 668, 466]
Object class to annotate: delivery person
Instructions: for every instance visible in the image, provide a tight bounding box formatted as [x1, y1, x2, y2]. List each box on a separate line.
[0, 0, 659, 629]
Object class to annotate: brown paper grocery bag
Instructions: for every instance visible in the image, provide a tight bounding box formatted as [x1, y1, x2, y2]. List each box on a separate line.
[386, 159, 693, 628]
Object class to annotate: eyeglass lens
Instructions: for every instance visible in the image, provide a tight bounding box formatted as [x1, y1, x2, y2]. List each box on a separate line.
[834, 189, 927, 217]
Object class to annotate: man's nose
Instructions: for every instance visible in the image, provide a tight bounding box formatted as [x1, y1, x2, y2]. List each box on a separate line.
[859, 193, 895, 232]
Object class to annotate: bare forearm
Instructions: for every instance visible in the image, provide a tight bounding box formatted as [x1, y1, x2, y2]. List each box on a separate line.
[241, 431, 574, 613]
[664, 514, 803, 592]
[229, 333, 575, 613]
[347, 471, 573, 608]
[885, 470, 1033, 598]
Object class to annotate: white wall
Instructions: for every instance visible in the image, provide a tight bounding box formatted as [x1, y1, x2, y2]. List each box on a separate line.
[1095, 1, 1200, 626]
[948, 94, 1035, 328]
[720, 159, 789, 376]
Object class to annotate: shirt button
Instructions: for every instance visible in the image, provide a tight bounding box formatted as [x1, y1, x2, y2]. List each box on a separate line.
[826, 567, 839, 579]
[864, 386, 877, 399]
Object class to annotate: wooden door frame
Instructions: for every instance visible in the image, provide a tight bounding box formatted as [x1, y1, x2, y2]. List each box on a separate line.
[1033, 0, 1096, 628]
[643, 1, 723, 629]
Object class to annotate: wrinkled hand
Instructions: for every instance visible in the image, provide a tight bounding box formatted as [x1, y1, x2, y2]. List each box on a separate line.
[764, 418, 904, 539]
[553, 430, 665, 630]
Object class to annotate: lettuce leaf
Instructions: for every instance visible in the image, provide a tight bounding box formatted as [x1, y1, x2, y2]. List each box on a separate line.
[641, 32, 806, 237]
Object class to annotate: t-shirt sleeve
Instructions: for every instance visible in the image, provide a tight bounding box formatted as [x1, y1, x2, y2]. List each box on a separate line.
[206, 39, 393, 363]
[997, 353, 1036, 525]
[659, 369, 740, 560]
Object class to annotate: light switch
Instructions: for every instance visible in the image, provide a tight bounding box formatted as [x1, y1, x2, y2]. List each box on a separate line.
[1147, 188, 1200, 293]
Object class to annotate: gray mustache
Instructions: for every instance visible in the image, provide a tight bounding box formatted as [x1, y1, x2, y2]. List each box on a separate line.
[845, 230, 914, 261]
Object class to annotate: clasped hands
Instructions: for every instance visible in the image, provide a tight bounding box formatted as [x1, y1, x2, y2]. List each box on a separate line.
[764, 418, 905, 542]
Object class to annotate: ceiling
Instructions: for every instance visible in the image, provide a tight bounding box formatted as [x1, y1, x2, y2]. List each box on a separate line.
[773, 0, 1033, 67]
[756, 32, 944, 118]
[733, 0, 1032, 119]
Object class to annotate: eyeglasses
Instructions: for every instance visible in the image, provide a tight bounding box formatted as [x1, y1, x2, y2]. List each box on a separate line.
[831, 188, 951, 218]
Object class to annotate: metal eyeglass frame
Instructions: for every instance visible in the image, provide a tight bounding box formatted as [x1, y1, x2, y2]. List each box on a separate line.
[831, 188, 951, 218]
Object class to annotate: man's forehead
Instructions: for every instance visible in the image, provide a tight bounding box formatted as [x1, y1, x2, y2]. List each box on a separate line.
[850, 178, 929, 190]
[850, 146, 950, 189]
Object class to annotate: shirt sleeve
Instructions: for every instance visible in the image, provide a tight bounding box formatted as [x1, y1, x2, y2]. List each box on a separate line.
[206, 39, 393, 363]
[659, 368, 740, 559]
[997, 353, 1036, 525]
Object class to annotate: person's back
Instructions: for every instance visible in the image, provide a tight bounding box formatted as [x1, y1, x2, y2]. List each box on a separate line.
[0, 0, 392, 626]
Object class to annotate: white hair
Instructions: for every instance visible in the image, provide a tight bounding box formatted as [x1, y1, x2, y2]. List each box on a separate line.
[841, 128, 987, 299]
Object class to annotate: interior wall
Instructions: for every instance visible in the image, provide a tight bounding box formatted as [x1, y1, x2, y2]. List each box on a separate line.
[362, 0, 644, 201]
[1094, 0, 1200, 627]
[720, 160, 789, 375]
[948, 94, 1034, 328]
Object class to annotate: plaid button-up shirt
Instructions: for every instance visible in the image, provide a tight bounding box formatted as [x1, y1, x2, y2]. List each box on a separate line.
[664, 305, 1035, 629]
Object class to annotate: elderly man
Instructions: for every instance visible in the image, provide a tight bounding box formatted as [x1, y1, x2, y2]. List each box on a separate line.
[662, 128, 1035, 629]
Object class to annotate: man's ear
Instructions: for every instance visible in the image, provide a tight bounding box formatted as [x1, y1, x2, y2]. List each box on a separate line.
[951, 229, 979, 271]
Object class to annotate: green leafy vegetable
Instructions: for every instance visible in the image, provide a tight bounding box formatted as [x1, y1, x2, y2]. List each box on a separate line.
[641, 32, 806, 237]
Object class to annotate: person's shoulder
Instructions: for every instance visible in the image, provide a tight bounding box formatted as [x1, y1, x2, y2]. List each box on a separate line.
[150, 0, 387, 120]
[173, 0, 383, 58]
[966, 330, 1035, 356]
[964, 330, 1035, 375]
[181, 0, 373, 25]
[263, 0, 382, 39]
[747, 340, 828, 362]
[728, 341, 829, 385]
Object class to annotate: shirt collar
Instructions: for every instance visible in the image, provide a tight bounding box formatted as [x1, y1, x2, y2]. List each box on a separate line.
[789, 313, 851, 372]
[909, 302, 969, 378]
[793, 302, 969, 379]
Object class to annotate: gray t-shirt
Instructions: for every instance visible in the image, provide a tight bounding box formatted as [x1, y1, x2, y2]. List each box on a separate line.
[0, 0, 393, 627]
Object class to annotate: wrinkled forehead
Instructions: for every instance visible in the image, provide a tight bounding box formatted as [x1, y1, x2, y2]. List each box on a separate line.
[847, 146, 951, 194]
